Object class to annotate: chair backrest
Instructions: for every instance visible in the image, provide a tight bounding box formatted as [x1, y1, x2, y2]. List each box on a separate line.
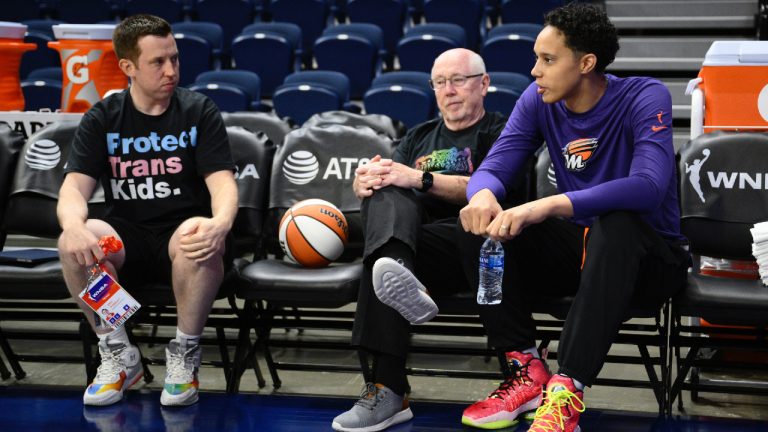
[271, 0, 329, 66]
[489, 71, 531, 92]
[487, 22, 542, 39]
[232, 32, 295, 98]
[397, 23, 466, 73]
[485, 72, 529, 116]
[274, 71, 351, 124]
[221, 111, 294, 146]
[423, 0, 484, 50]
[56, 0, 115, 23]
[265, 124, 395, 254]
[347, 0, 407, 62]
[126, 0, 184, 22]
[195, 0, 254, 56]
[173, 33, 212, 87]
[21, 78, 63, 111]
[481, 29, 537, 75]
[314, 24, 383, 98]
[241, 22, 302, 51]
[172, 21, 224, 59]
[27, 66, 62, 82]
[500, 0, 564, 24]
[193, 70, 261, 111]
[227, 125, 275, 257]
[3, 121, 105, 239]
[302, 111, 406, 140]
[22, 19, 64, 37]
[679, 131, 768, 260]
[21, 31, 61, 79]
[364, 71, 436, 129]
[0, 126, 26, 249]
[284, 70, 350, 102]
[533, 144, 558, 200]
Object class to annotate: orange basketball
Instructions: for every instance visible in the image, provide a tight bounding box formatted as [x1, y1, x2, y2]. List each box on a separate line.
[278, 199, 349, 268]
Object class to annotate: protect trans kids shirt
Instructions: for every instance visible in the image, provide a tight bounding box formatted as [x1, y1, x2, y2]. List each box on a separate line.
[65, 88, 235, 225]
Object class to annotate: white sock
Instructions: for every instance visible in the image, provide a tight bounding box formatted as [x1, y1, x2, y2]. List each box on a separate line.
[522, 347, 540, 358]
[100, 325, 130, 346]
[175, 328, 201, 348]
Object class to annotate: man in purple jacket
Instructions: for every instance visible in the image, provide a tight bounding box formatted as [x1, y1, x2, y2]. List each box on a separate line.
[457, 3, 689, 431]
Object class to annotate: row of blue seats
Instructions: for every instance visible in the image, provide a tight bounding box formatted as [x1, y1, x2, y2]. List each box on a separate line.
[20, 19, 541, 99]
[21, 68, 531, 128]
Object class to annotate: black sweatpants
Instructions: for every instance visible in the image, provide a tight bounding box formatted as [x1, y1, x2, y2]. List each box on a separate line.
[351, 186, 470, 358]
[457, 211, 689, 386]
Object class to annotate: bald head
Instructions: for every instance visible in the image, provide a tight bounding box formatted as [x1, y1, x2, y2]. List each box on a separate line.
[430, 48, 489, 131]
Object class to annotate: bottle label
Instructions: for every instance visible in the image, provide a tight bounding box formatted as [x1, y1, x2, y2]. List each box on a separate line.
[480, 255, 504, 268]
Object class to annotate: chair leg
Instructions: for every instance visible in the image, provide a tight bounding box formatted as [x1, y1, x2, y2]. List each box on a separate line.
[0, 326, 25, 379]
[0, 351, 11, 380]
[126, 325, 154, 384]
[80, 320, 98, 384]
[227, 325, 253, 393]
[216, 326, 232, 385]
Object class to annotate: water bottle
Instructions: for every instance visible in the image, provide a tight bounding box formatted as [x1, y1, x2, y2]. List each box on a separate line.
[477, 238, 504, 305]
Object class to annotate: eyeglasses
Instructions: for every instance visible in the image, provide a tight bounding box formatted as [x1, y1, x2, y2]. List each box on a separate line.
[429, 73, 484, 90]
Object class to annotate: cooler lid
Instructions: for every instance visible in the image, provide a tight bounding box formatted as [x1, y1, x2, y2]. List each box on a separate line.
[53, 24, 116, 41]
[0, 21, 28, 39]
[703, 41, 768, 66]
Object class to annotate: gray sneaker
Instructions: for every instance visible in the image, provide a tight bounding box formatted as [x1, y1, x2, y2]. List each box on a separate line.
[373, 257, 438, 324]
[160, 340, 201, 407]
[83, 340, 143, 406]
[332, 383, 413, 432]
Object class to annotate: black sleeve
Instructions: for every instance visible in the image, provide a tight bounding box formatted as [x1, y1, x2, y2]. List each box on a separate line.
[64, 105, 108, 180]
[195, 97, 235, 175]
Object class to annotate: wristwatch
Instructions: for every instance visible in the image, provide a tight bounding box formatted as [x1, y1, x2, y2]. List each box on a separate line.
[420, 171, 434, 192]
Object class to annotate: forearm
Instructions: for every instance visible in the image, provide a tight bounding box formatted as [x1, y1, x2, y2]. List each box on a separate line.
[427, 173, 470, 204]
[208, 175, 238, 230]
[57, 187, 89, 230]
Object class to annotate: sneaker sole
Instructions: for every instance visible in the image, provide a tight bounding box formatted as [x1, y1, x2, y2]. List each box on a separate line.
[461, 396, 541, 429]
[372, 258, 438, 324]
[83, 369, 144, 407]
[331, 407, 413, 432]
[161, 389, 199, 407]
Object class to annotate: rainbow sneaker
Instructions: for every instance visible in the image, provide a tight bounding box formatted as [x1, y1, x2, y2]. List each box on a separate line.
[528, 374, 585, 432]
[83, 340, 143, 406]
[160, 340, 201, 407]
[462, 351, 550, 429]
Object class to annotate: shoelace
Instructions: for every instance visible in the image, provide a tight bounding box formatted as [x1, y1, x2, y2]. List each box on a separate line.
[166, 349, 194, 382]
[354, 383, 382, 411]
[94, 346, 125, 382]
[489, 362, 532, 399]
[529, 389, 586, 432]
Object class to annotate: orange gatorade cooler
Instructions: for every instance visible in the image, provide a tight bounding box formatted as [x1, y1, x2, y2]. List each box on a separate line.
[687, 41, 768, 138]
[0, 22, 36, 111]
[48, 24, 127, 113]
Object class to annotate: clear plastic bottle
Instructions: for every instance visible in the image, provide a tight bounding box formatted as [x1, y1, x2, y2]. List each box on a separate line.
[477, 238, 504, 305]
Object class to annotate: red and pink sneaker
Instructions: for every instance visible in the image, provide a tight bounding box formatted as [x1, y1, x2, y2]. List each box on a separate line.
[528, 374, 586, 432]
[461, 351, 550, 429]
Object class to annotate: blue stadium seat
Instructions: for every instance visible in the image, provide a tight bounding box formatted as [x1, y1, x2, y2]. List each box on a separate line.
[314, 23, 383, 99]
[235, 23, 302, 97]
[423, 0, 484, 50]
[397, 23, 465, 73]
[189, 83, 252, 113]
[271, 0, 330, 68]
[172, 21, 224, 66]
[481, 23, 539, 75]
[125, 0, 184, 23]
[27, 66, 62, 81]
[273, 71, 352, 125]
[484, 71, 530, 116]
[195, 0, 254, 59]
[347, 0, 407, 70]
[193, 70, 262, 111]
[173, 33, 212, 87]
[21, 19, 63, 38]
[0, 1, 41, 21]
[363, 71, 435, 129]
[21, 78, 62, 111]
[56, 0, 116, 23]
[20, 30, 60, 80]
[407, 0, 424, 22]
[500, 0, 564, 24]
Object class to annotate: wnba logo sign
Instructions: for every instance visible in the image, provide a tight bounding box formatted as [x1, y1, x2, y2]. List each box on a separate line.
[283, 151, 320, 185]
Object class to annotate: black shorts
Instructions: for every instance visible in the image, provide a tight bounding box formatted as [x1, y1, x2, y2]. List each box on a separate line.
[102, 216, 233, 289]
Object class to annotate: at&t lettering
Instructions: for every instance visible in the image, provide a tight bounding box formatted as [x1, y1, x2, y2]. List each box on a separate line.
[323, 157, 371, 180]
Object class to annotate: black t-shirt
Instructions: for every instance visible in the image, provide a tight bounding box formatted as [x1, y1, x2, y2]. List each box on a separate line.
[392, 111, 507, 219]
[65, 87, 235, 225]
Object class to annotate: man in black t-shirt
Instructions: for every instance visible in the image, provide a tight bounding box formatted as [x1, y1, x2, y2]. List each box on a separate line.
[57, 15, 237, 408]
[332, 49, 510, 432]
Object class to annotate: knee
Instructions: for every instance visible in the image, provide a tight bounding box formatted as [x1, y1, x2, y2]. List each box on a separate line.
[589, 211, 645, 250]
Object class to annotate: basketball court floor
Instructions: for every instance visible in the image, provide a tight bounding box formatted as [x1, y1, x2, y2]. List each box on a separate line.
[1, 318, 766, 431]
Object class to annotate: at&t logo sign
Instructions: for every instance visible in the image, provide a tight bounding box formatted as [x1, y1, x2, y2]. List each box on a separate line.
[282, 150, 371, 185]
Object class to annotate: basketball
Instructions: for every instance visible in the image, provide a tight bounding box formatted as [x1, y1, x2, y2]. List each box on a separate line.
[279, 199, 349, 268]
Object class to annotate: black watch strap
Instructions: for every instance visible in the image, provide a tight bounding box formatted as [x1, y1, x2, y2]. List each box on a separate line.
[420, 171, 434, 192]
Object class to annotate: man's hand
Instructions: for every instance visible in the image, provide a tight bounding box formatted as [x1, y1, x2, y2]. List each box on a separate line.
[378, 160, 422, 190]
[486, 202, 546, 241]
[59, 225, 104, 267]
[178, 217, 229, 262]
[353, 155, 390, 198]
[459, 189, 502, 235]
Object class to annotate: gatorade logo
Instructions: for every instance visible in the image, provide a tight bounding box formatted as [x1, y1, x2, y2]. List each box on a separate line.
[66, 54, 90, 84]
